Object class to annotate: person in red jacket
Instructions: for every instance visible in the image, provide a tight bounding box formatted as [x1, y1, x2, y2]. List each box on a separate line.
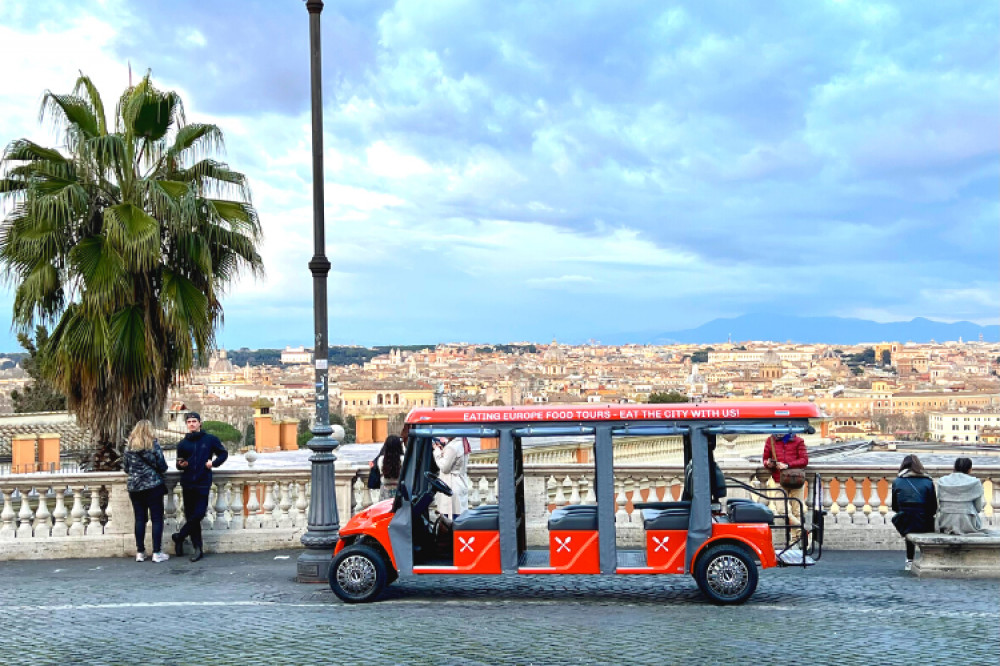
[762, 433, 809, 539]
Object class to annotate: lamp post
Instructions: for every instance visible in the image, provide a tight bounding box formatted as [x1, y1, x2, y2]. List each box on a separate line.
[297, 0, 340, 583]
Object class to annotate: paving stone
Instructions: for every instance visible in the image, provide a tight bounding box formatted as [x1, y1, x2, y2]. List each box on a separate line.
[0, 549, 996, 664]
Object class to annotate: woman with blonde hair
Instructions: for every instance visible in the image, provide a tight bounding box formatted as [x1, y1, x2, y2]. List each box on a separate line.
[123, 420, 169, 562]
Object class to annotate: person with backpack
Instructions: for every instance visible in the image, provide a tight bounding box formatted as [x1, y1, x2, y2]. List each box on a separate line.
[123, 420, 169, 563]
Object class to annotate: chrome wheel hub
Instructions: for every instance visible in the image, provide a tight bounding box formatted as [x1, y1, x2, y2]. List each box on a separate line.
[337, 554, 377, 596]
[706, 555, 749, 598]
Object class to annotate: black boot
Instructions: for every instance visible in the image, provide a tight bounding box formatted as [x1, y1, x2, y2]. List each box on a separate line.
[189, 547, 204, 563]
[171, 533, 185, 557]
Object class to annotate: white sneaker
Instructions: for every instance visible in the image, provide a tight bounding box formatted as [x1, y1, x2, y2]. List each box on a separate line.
[135, 552, 146, 562]
[151, 552, 169, 563]
[904, 559, 912, 571]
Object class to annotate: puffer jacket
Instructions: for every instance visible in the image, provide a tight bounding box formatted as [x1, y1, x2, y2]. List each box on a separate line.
[123, 441, 168, 492]
[891, 471, 936, 535]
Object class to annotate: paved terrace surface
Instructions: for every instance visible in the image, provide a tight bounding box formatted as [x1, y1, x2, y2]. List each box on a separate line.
[1, 550, 997, 665]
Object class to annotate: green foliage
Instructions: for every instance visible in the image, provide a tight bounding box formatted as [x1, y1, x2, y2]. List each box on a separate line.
[689, 350, 710, 363]
[648, 391, 689, 403]
[0, 72, 264, 468]
[330, 412, 357, 444]
[243, 421, 255, 448]
[201, 420, 241, 443]
[11, 326, 67, 413]
[844, 347, 876, 367]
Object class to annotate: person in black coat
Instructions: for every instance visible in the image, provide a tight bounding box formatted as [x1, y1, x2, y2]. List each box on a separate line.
[891, 454, 936, 571]
[171, 412, 228, 562]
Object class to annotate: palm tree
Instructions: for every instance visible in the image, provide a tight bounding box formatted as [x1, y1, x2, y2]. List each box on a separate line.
[0, 72, 264, 469]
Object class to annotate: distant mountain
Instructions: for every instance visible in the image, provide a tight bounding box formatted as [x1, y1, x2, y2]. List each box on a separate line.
[603, 314, 1000, 345]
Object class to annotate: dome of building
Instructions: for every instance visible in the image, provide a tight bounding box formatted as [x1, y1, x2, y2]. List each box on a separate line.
[761, 350, 781, 366]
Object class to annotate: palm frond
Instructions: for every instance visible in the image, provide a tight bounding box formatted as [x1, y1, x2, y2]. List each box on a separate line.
[103, 203, 159, 271]
[2, 139, 68, 164]
[72, 73, 108, 135]
[39, 92, 100, 141]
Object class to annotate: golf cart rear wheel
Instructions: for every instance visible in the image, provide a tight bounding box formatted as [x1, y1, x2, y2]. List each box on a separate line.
[330, 544, 389, 603]
[694, 544, 758, 605]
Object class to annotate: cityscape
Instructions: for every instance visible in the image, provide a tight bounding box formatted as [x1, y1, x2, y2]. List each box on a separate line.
[0, 0, 997, 663]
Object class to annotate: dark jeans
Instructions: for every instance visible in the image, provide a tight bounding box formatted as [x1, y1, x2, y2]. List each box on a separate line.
[129, 485, 167, 553]
[176, 487, 210, 549]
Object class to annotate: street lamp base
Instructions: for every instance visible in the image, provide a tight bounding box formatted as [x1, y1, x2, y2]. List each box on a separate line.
[296, 549, 335, 583]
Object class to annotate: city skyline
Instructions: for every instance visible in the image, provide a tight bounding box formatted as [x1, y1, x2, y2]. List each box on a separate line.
[1, 1, 997, 351]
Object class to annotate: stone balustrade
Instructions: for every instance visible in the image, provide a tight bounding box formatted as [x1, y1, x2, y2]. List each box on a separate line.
[3, 462, 997, 559]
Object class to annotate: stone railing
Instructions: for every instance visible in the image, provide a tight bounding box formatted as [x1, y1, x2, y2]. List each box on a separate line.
[3, 462, 998, 559]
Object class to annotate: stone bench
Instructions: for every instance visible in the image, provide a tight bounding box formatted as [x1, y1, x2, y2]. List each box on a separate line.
[907, 532, 1000, 578]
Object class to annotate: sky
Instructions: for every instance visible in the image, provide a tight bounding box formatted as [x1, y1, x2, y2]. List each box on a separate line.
[0, 0, 997, 350]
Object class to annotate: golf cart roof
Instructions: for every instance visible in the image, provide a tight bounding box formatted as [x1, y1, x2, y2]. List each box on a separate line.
[405, 401, 822, 425]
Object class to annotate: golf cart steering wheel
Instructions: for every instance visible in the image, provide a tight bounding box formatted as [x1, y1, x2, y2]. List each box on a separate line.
[424, 470, 453, 496]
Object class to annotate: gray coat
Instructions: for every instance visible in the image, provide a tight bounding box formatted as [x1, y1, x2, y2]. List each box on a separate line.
[936, 472, 984, 535]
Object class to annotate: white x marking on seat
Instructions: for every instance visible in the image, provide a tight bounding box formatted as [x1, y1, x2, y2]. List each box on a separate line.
[653, 536, 670, 552]
[459, 536, 476, 553]
[555, 536, 572, 553]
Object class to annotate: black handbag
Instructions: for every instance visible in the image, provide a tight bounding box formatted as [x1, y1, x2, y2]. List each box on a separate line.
[367, 456, 382, 490]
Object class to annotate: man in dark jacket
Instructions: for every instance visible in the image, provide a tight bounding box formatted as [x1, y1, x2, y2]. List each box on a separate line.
[762, 433, 809, 540]
[171, 412, 228, 562]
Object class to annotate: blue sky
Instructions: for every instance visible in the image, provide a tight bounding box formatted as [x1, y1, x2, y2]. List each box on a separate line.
[0, 0, 997, 350]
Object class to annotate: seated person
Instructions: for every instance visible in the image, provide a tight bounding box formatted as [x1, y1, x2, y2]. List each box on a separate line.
[936, 457, 985, 535]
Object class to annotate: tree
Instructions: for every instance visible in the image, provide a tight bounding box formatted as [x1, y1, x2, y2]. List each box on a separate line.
[243, 421, 255, 449]
[0, 73, 263, 469]
[201, 420, 241, 444]
[10, 325, 67, 413]
[648, 391, 688, 403]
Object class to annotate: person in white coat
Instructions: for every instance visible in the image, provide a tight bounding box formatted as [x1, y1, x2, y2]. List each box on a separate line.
[433, 437, 469, 520]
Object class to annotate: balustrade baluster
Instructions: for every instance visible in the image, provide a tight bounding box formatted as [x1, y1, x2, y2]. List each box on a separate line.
[246, 482, 261, 529]
[277, 482, 293, 528]
[213, 483, 229, 529]
[626, 477, 641, 524]
[87, 486, 104, 536]
[0, 488, 16, 539]
[269, 482, 282, 525]
[286, 481, 301, 526]
[468, 476, 481, 508]
[566, 476, 580, 505]
[17, 489, 34, 538]
[296, 480, 309, 526]
[637, 476, 650, 507]
[868, 477, 884, 525]
[352, 476, 367, 515]
[260, 483, 276, 529]
[163, 482, 178, 534]
[835, 477, 851, 525]
[583, 476, 596, 505]
[551, 476, 566, 509]
[51, 487, 68, 537]
[476, 477, 490, 506]
[33, 487, 51, 538]
[227, 481, 244, 529]
[68, 487, 85, 537]
[614, 477, 628, 524]
[851, 478, 865, 523]
[821, 478, 835, 519]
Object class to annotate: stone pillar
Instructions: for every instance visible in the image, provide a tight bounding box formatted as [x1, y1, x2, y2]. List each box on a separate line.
[37, 433, 61, 472]
[11, 434, 36, 474]
[356, 416, 374, 444]
[255, 415, 280, 452]
[372, 415, 388, 444]
[279, 420, 298, 450]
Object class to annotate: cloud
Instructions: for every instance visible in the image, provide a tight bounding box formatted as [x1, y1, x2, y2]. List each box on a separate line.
[0, 0, 997, 349]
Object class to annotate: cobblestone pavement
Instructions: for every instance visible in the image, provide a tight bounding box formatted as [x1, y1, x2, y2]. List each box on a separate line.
[1, 549, 996, 665]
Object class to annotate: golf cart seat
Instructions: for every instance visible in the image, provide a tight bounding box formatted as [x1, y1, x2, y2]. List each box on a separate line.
[641, 507, 691, 531]
[548, 505, 598, 531]
[453, 504, 499, 531]
[727, 501, 774, 525]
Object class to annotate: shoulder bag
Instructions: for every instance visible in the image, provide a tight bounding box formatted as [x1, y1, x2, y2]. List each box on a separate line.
[770, 437, 806, 489]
